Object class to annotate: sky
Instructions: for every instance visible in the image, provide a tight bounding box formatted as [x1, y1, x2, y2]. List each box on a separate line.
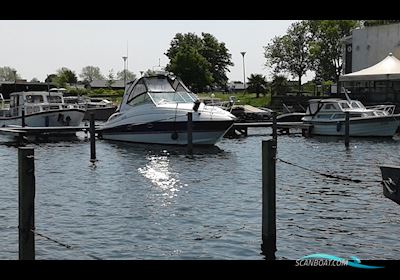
[0, 20, 313, 83]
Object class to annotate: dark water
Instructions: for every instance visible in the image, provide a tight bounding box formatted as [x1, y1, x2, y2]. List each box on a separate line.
[1, 128, 400, 260]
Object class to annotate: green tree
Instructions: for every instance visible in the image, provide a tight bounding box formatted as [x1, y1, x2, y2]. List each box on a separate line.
[200, 33, 234, 88]
[264, 21, 313, 93]
[307, 20, 360, 83]
[270, 74, 289, 96]
[165, 32, 233, 89]
[166, 46, 213, 93]
[30, 77, 40, 83]
[55, 67, 78, 87]
[117, 69, 136, 82]
[45, 74, 57, 83]
[0, 66, 20, 81]
[247, 74, 268, 98]
[106, 69, 115, 88]
[79, 66, 104, 83]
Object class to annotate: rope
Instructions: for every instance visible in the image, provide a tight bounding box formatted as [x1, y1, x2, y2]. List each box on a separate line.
[277, 158, 382, 184]
[31, 229, 102, 260]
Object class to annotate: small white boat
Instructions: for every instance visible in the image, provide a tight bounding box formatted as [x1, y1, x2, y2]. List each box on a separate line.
[0, 91, 85, 127]
[302, 98, 400, 137]
[98, 71, 236, 145]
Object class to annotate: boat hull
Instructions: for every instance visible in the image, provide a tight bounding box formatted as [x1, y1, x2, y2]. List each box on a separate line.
[83, 107, 116, 121]
[0, 109, 85, 127]
[99, 120, 234, 145]
[305, 116, 400, 137]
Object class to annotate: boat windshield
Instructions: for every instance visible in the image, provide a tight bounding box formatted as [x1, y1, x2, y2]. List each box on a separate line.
[350, 101, 365, 109]
[145, 76, 198, 105]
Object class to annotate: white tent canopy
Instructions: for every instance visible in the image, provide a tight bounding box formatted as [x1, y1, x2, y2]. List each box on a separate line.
[339, 53, 400, 81]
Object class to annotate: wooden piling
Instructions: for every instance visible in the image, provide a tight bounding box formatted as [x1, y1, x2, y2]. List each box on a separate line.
[345, 111, 350, 148]
[21, 108, 26, 127]
[90, 113, 96, 162]
[261, 139, 277, 260]
[18, 147, 35, 260]
[272, 112, 277, 142]
[187, 112, 193, 155]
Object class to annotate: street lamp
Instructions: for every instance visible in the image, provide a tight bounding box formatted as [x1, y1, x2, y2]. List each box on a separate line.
[240, 52, 247, 93]
[12, 70, 17, 92]
[122, 56, 128, 88]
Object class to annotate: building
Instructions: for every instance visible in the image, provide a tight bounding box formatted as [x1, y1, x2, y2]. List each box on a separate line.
[343, 23, 400, 74]
[339, 23, 400, 108]
[226, 81, 247, 92]
[86, 79, 125, 90]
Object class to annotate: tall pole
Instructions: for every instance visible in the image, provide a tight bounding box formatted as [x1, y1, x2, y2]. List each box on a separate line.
[13, 70, 17, 92]
[241, 52, 246, 93]
[122, 56, 127, 89]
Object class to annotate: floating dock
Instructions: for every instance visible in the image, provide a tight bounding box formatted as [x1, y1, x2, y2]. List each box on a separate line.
[226, 122, 313, 137]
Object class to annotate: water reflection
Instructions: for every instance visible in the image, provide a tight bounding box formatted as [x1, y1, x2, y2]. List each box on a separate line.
[138, 154, 183, 204]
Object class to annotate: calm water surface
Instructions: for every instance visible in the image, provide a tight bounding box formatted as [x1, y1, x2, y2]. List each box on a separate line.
[1, 128, 400, 259]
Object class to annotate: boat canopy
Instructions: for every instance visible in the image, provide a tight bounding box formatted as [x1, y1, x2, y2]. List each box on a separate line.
[123, 72, 199, 108]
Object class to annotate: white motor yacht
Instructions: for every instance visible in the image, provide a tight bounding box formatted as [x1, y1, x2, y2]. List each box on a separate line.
[98, 71, 236, 145]
[0, 91, 86, 127]
[302, 98, 400, 136]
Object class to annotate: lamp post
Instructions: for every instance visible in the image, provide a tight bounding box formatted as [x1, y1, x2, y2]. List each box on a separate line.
[122, 56, 128, 88]
[240, 52, 246, 93]
[13, 70, 17, 92]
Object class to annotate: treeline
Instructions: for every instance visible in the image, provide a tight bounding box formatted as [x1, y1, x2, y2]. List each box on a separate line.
[2, 20, 394, 96]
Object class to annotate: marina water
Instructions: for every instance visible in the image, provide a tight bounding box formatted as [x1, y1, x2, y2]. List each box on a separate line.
[1, 128, 400, 259]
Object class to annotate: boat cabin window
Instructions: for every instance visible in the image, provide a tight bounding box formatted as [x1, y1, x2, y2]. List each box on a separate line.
[322, 103, 338, 110]
[339, 102, 350, 109]
[47, 95, 62, 103]
[332, 114, 345, 119]
[26, 95, 44, 104]
[316, 114, 332, 119]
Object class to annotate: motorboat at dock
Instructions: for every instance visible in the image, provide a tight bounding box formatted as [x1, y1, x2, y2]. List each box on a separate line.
[0, 91, 85, 127]
[97, 71, 236, 145]
[302, 98, 400, 137]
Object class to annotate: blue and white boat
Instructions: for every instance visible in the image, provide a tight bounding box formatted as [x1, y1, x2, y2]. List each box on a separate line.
[302, 98, 400, 137]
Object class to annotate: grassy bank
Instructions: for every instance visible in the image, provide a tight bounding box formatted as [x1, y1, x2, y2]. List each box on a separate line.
[198, 92, 271, 107]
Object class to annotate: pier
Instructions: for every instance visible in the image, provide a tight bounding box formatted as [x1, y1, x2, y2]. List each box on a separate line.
[226, 121, 313, 137]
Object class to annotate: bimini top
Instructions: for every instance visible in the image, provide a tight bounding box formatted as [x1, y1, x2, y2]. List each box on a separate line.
[339, 53, 400, 81]
[120, 71, 199, 111]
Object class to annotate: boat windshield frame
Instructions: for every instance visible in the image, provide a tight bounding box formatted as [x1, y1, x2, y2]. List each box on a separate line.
[126, 74, 199, 106]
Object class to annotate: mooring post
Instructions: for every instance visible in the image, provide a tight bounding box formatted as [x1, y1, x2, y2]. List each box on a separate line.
[18, 147, 35, 260]
[261, 139, 277, 260]
[90, 113, 96, 162]
[21, 107, 26, 127]
[272, 112, 277, 142]
[187, 112, 193, 155]
[345, 111, 350, 148]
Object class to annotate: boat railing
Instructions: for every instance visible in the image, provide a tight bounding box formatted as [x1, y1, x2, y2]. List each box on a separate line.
[366, 104, 396, 115]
